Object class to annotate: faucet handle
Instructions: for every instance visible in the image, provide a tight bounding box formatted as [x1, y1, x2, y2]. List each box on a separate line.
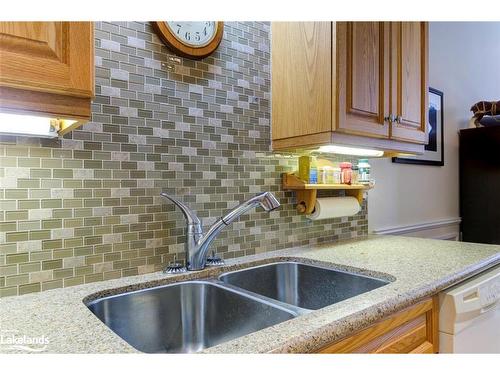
[163, 255, 187, 274]
[206, 250, 225, 266]
[160, 192, 201, 226]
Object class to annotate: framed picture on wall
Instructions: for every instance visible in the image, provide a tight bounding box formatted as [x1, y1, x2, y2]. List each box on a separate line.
[392, 88, 444, 166]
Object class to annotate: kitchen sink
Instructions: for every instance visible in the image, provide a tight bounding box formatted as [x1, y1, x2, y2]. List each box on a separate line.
[219, 261, 389, 310]
[86, 261, 390, 353]
[86, 280, 296, 353]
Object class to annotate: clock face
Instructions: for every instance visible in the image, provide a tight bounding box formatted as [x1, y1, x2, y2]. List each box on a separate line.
[165, 22, 218, 48]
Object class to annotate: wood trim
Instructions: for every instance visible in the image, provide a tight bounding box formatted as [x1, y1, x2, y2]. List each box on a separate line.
[422, 23, 430, 144]
[0, 86, 91, 120]
[371, 218, 462, 237]
[332, 22, 337, 133]
[317, 297, 438, 353]
[151, 22, 224, 59]
[58, 119, 86, 136]
[410, 341, 434, 353]
[272, 132, 333, 150]
[272, 130, 424, 155]
[429, 295, 439, 351]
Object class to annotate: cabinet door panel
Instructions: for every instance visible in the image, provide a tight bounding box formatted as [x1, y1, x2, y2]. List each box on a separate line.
[0, 22, 94, 98]
[391, 22, 428, 144]
[271, 22, 332, 140]
[317, 297, 439, 354]
[350, 22, 380, 116]
[336, 22, 390, 138]
[0, 22, 65, 61]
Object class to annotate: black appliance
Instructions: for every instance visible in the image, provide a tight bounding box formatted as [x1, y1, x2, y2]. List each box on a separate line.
[459, 126, 500, 244]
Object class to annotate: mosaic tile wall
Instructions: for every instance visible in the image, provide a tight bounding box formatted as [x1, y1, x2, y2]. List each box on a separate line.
[0, 22, 368, 297]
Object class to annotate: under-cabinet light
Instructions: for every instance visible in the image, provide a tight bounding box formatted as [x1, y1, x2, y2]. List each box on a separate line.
[0, 113, 74, 138]
[316, 145, 384, 157]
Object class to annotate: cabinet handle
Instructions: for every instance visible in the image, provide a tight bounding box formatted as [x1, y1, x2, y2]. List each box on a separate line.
[384, 114, 399, 123]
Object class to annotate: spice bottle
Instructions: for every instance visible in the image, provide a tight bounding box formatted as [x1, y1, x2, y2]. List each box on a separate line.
[351, 165, 359, 184]
[324, 166, 334, 184]
[358, 159, 371, 182]
[339, 162, 352, 185]
[332, 166, 341, 184]
[318, 166, 326, 184]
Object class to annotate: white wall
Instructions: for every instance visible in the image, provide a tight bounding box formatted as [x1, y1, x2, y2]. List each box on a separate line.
[368, 22, 500, 236]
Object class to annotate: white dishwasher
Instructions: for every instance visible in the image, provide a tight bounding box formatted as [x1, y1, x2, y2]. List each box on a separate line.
[439, 264, 500, 353]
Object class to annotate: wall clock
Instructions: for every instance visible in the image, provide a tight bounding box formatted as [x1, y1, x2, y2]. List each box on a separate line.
[152, 21, 224, 59]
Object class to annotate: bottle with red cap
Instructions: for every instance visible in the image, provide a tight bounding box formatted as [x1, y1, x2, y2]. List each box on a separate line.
[339, 162, 352, 185]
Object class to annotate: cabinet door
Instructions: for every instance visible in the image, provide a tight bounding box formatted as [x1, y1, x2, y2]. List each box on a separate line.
[317, 297, 439, 353]
[271, 22, 332, 142]
[336, 22, 390, 138]
[390, 22, 428, 144]
[0, 22, 94, 98]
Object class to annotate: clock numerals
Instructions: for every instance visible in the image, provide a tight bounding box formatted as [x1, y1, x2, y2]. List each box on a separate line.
[154, 21, 222, 58]
[170, 22, 212, 45]
[163, 21, 220, 53]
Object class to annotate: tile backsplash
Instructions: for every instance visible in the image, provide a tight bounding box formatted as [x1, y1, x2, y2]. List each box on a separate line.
[0, 22, 367, 297]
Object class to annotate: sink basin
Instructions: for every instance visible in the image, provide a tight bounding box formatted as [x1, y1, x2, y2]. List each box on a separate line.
[219, 261, 389, 310]
[86, 280, 296, 353]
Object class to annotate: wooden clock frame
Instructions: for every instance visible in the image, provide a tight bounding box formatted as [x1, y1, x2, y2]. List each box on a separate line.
[151, 21, 224, 59]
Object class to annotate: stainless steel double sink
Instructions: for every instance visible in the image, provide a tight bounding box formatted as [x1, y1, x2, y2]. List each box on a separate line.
[86, 261, 389, 353]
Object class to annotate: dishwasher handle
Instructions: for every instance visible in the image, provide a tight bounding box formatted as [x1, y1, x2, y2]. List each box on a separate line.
[481, 300, 499, 314]
[454, 283, 500, 322]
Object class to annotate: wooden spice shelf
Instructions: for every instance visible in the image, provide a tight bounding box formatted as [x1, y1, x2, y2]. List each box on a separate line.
[282, 173, 373, 214]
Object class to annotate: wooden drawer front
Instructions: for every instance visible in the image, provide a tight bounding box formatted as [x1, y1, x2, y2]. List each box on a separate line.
[357, 314, 427, 353]
[318, 297, 438, 354]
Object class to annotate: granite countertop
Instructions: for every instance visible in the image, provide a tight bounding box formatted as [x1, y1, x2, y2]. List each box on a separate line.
[1, 235, 499, 353]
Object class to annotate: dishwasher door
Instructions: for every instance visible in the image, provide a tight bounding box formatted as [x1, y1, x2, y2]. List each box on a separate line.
[439, 265, 500, 353]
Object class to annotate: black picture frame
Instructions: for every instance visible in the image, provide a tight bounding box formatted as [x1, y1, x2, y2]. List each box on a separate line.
[392, 87, 444, 166]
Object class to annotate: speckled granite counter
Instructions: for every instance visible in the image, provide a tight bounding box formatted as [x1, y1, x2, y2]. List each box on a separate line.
[1, 235, 499, 353]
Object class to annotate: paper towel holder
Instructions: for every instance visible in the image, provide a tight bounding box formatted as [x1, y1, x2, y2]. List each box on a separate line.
[282, 173, 372, 214]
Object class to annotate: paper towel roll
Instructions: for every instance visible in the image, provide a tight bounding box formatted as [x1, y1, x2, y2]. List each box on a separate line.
[306, 196, 360, 220]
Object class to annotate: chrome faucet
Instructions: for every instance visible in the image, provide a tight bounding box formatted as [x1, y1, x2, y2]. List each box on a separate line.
[160, 192, 280, 271]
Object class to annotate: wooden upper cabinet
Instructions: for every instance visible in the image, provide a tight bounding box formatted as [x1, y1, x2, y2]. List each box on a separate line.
[336, 22, 390, 139]
[271, 21, 429, 154]
[271, 22, 332, 140]
[0, 22, 94, 122]
[390, 22, 428, 144]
